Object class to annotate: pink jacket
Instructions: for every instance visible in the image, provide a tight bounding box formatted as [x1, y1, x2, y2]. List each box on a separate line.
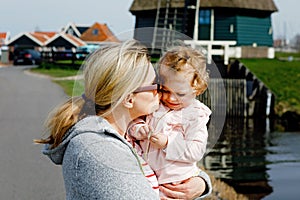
[135, 99, 211, 184]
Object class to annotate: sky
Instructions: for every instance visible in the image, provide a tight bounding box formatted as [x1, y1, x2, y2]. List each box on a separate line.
[0, 0, 299, 42]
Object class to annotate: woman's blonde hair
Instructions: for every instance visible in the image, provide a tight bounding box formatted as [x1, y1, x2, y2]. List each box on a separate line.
[35, 39, 151, 148]
[158, 46, 209, 95]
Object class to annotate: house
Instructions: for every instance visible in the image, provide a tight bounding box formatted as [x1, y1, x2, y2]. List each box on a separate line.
[129, 0, 278, 59]
[61, 22, 90, 38]
[7, 32, 57, 50]
[0, 32, 10, 46]
[80, 22, 119, 44]
[6, 22, 118, 54]
[45, 33, 86, 50]
[61, 22, 119, 44]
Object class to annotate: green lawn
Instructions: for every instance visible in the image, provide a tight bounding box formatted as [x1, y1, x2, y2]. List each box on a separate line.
[53, 80, 84, 96]
[31, 67, 80, 77]
[240, 58, 300, 114]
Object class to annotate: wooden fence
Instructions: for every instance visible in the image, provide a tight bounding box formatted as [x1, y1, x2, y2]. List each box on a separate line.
[41, 50, 89, 67]
[197, 78, 247, 117]
[198, 77, 275, 118]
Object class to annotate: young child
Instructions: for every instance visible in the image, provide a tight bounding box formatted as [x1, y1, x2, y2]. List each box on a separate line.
[127, 45, 211, 194]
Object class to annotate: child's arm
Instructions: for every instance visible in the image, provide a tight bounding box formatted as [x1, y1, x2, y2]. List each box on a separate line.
[164, 117, 209, 162]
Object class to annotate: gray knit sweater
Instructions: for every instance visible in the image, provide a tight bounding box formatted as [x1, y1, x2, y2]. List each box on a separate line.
[43, 116, 159, 199]
[42, 116, 212, 199]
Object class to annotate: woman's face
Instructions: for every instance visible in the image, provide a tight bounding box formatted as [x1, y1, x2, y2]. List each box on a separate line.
[131, 64, 160, 118]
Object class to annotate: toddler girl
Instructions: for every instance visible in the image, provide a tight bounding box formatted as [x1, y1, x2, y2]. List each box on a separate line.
[127, 45, 211, 195]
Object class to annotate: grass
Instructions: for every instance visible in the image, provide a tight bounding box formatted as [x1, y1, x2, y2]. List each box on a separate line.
[275, 51, 300, 59]
[55, 60, 84, 66]
[31, 67, 80, 77]
[53, 80, 84, 97]
[240, 58, 300, 114]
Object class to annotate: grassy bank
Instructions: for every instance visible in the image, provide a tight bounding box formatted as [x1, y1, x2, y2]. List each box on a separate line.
[240, 56, 300, 115]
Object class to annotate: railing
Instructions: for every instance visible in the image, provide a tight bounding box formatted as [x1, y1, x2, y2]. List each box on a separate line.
[184, 40, 237, 65]
[197, 78, 247, 117]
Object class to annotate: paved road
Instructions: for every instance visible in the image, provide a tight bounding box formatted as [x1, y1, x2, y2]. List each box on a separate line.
[0, 66, 67, 199]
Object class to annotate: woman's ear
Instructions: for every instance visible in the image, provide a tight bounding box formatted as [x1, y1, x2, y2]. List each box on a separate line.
[123, 93, 134, 108]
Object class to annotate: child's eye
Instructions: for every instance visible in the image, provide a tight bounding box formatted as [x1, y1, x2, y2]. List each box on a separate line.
[177, 93, 186, 97]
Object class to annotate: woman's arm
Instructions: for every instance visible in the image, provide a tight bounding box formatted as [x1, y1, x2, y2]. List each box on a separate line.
[159, 170, 212, 200]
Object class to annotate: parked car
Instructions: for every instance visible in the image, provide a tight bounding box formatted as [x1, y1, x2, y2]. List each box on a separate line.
[13, 49, 42, 65]
[76, 44, 100, 59]
[53, 49, 74, 61]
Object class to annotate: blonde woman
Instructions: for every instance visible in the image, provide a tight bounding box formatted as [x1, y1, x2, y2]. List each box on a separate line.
[35, 40, 211, 199]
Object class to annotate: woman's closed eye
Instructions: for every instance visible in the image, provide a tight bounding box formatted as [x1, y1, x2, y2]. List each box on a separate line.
[160, 88, 171, 94]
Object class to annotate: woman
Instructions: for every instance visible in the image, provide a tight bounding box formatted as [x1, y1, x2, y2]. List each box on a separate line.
[35, 40, 211, 199]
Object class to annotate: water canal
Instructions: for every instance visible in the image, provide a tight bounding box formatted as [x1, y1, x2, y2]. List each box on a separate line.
[202, 117, 300, 200]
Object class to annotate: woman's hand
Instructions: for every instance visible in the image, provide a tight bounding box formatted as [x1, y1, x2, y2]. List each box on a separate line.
[159, 177, 206, 200]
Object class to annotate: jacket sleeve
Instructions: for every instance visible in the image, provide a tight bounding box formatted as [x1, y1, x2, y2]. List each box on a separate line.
[196, 169, 213, 199]
[63, 133, 159, 200]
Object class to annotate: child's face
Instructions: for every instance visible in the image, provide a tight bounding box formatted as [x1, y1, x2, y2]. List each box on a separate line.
[159, 66, 196, 110]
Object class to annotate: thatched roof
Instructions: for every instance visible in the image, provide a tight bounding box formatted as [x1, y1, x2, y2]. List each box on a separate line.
[130, 0, 278, 12]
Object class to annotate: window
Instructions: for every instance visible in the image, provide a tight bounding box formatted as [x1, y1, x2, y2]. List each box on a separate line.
[230, 24, 234, 33]
[199, 10, 211, 25]
[92, 29, 99, 35]
[67, 29, 74, 35]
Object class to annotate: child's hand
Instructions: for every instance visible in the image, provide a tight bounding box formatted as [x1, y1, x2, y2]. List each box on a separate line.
[150, 133, 168, 149]
[136, 125, 152, 140]
[128, 124, 153, 140]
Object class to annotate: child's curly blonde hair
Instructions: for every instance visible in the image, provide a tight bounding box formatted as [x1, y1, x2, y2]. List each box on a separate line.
[158, 46, 209, 95]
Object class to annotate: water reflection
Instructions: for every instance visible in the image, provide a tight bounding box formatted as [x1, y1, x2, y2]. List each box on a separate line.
[263, 132, 300, 200]
[202, 117, 274, 199]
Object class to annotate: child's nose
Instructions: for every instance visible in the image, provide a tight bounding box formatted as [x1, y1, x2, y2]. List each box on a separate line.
[169, 93, 178, 101]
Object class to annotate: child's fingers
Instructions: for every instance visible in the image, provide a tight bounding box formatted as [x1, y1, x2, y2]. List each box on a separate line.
[150, 133, 168, 148]
[133, 124, 148, 139]
[148, 125, 154, 133]
[139, 126, 148, 136]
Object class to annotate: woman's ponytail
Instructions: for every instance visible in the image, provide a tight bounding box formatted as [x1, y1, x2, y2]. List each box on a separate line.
[34, 96, 84, 148]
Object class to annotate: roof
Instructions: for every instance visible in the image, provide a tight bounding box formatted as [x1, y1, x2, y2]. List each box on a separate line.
[0, 32, 10, 40]
[45, 33, 86, 47]
[62, 22, 90, 37]
[33, 31, 56, 38]
[29, 32, 57, 43]
[130, 0, 278, 12]
[7, 32, 57, 47]
[0, 32, 10, 45]
[80, 22, 119, 43]
[7, 32, 45, 46]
